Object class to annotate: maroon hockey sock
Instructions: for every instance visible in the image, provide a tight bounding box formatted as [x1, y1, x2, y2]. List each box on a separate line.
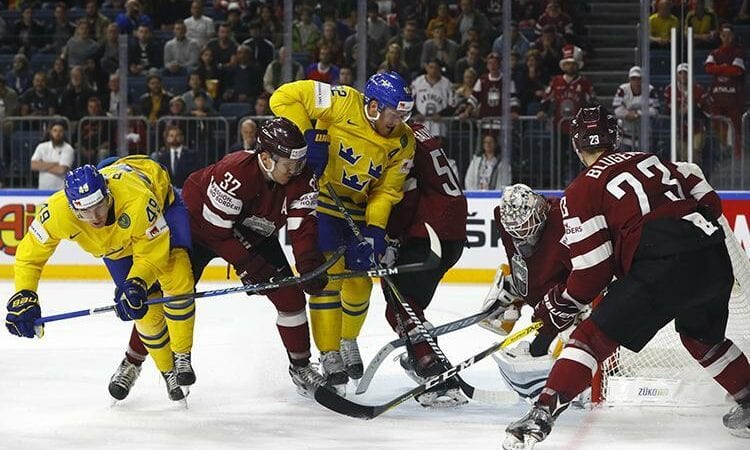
[126, 325, 148, 366]
[277, 323, 312, 363]
[384, 296, 426, 335]
[539, 319, 618, 409]
[268, 288, 311, 363]
[681, 335, 750, 402]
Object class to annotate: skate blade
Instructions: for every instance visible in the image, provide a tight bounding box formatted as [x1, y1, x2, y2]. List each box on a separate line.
[728, 427, 750, 438]
[173, 397, 189, 409]
[502, 433, 539, 450]
[416, 390, 469, 408]
[180, 386, 191, 397]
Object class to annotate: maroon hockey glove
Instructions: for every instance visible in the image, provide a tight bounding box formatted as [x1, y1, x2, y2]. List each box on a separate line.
[533, 284, 582, 334]
[296, 252, 328, 295]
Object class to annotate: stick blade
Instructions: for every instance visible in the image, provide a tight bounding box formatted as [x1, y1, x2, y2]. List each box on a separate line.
[424, 222, 442, 260]
[314, 386, 378, 419]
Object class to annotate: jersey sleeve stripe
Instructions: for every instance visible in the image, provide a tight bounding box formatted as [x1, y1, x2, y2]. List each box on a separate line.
[202, 204, 233, 229]
[287, 217, 303, 231]
[563, 215, 608, 245]
[732, 57, 746, 69]
[570, 241, 613, 271]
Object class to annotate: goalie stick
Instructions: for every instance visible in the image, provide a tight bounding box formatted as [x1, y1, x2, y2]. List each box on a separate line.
[314, 321, 543, 419]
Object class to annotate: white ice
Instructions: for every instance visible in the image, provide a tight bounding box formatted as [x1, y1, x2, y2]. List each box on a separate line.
[0, 281, 745, 450]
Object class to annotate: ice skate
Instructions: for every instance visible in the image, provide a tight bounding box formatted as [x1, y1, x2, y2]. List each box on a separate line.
[503, 404, 554, 450]
[161, 369, 188, 407]
[289, 362, 326, 399]
[399, 352, 468, 407]
[108, 357, 142, 401]
[173, 352, 195, 396]
[723, 399, 750, 438]
[340, 338, 363, 379]
[319, 351, 348, 395]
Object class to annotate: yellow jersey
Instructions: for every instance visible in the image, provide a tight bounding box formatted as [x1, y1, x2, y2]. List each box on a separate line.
[15, 156, 175, 292]
[270, 80, 415, 228]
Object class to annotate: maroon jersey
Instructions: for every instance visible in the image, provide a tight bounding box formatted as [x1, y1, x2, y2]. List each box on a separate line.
[542, 74, 596, 133]
[386, 123, 467, 241]
[496, 198, 571, 307]
[470, 73, 520, 118]
[704, 43, 746, 108]
[181, 150, 320, 271]
[559, 152, 721, 304]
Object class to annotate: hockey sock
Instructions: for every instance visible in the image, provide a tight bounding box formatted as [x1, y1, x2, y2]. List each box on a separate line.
[309, 290, 342, 352]
[384, 295, 426, 335]
[538, 319, 618, 409]
[340, 276, 372, 340]
[126, 324, 148, 366]
[681, 335, 750, 403]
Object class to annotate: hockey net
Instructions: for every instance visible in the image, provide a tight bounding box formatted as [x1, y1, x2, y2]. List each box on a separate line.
[593, 219, 750, 407]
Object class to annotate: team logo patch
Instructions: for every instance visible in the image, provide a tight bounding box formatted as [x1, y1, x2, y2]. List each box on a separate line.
[117, 213, 131, 229]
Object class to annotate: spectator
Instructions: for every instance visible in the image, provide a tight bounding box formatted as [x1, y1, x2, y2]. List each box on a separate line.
[241, 22, 275, 69]
[7, 54, 33, 95]
[426, 3, 457, 40]
[225, 4, 249, 43]
[458, 28, 489, 60]
[317, 21, 345, 66]
[46, 57, 69, 96]
[139, 72, 171, 122]
[454, 67, 478, 120]
[411, 59, 455, 139]
[534, 1, 573, 38]
[532, 25, 564, 78]
[686, 0, 719, 49]
[116, 0, 153, 35]
[455, 43, 484, 83]
[59, 66, 95, 124]
[254, 93, 271, 116]
[103, 73, 129, 116]
[189, 92, 215, 117]
[338, 66, 354, 86]
[85, 0, 112, 43]
[184, 0, 215, 49]
[30, 121, 74, 190]
[196, 47, 222, 93]
[42, 3, 75, 55]
[182, 71, 213, 111]
[664, 63, 710, 164]
[293, 5, 320, 56]
[464, 133, 504, 190]
[14, 7, 45, 55]
[518, 49, 548, 113]
[456, 0, 491, 44]
[492, 21, 531, 61]
[128, 24, 162, 76]
[0, 78, 19, 120]
[78, 96, 112, 165]
[151, 125, 200, 187]
[230, 117, 257, 152]
[153, 0, 191, 30]
[466, 52, 520, 127]
[263, 46, 305, 95]
[222, 45, 263, 103]
[420, 23, 460, 76]
[537, 44, 596, 183]
[164, 22, 200, 76]
[367, 1, 391, 57]
[386, 19, 424, 81]
[100, 23, 121, 74]
[704, 23, 746, 157]
[83, 57, 107, 95]
[650, 0, 679, 48]
[20, 72, 58, 117]
[251, 4, 282, 47]
[378, 43, 411, 82]
[612, 65, 659, 151]
[306, 44, 340, 84]
[63, 20, 101, 67]
[206, 23, 238, 69]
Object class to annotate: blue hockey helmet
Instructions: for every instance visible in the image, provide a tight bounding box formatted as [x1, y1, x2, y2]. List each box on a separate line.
[64, 165, 110, 221]
[363, 71, 414, 122]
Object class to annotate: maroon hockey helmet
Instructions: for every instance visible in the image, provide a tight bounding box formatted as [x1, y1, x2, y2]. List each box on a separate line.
[256, 117, 307, 175]
[570, 105, 620, 156]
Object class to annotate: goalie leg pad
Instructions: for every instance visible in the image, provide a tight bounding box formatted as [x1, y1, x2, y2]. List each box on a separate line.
[493, 341, 554, 400]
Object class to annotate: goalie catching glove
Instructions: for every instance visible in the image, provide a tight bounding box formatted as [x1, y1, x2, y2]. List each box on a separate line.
[480, 264, 524, 335]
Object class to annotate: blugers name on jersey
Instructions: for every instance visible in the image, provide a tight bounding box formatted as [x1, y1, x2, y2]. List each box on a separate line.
[386, 123, 467, 241]
[181, 150, 319, 268]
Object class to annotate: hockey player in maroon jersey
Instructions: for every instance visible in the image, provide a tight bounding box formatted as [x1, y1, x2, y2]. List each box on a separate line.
[108, 117, 329, 399]
[704, 23, 746, 157]
[502, 106, 750, 450]
[381, 122, 468, 406]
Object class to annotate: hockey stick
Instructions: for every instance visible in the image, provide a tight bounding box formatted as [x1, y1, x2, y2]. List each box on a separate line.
[314, 321, 543, 419]
[34, 245, 347, 325]
[355, 309, 492, 394]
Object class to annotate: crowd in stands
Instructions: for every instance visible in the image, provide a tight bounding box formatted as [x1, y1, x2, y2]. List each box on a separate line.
[0, 0, 748, 190]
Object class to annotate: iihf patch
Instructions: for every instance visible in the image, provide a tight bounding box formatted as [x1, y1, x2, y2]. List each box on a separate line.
[146, 215, 168, 240]
[117, 213, 131, 229]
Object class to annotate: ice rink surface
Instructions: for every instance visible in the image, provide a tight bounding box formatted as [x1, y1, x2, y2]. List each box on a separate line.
[0, 281, 746, 450]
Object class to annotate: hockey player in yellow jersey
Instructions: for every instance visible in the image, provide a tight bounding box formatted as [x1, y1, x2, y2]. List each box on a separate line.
[270, 72, 415, 391]
[6, 156, 196, 402]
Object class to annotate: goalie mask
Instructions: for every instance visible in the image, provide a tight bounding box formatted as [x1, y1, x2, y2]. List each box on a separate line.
[499, 184, 549, 243]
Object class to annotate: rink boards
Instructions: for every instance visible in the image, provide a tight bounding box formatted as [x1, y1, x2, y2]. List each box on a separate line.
[0, 190, 748, 282]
